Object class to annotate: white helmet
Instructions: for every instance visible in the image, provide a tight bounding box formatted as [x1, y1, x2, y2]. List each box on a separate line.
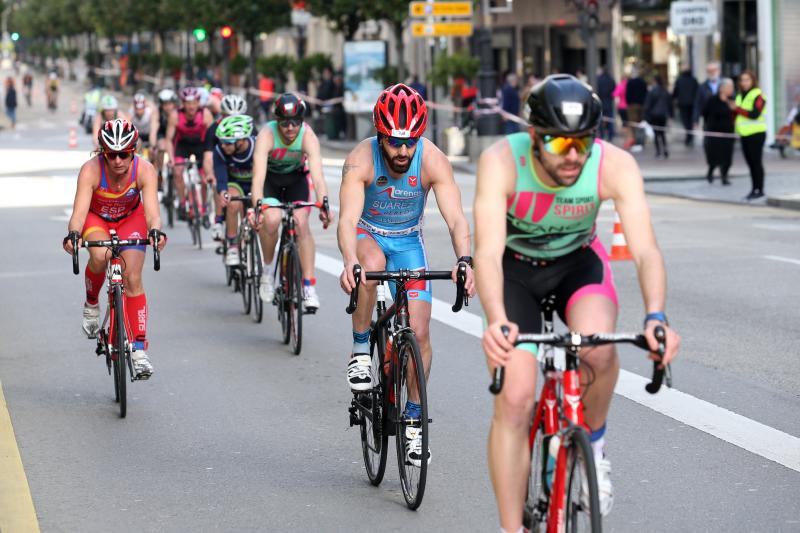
[158, 89, 176, 103]
[221, 94, 248, 116]
[98, 119, 139, 152]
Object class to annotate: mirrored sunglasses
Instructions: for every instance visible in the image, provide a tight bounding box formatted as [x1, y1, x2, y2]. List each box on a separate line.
[541, 135, 594, 156]
[386, 136, 420, 149]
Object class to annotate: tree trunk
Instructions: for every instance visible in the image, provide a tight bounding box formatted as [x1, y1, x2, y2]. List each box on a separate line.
[394, 21, 406, 82]
[247, 35, 259, 117]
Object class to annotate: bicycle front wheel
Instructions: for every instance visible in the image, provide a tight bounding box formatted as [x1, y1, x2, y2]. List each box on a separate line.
[239, 235, 252, 315]
[250, 232, 263, 323]
[288, 246, 303, 355]
[112, 285, 127, 418]
[562, 426, 602, 532]
[164, 174, 174, 228]
[395, 333, 428, 510]
[524, 404, 547, 532]
[359, 327, 389, 485]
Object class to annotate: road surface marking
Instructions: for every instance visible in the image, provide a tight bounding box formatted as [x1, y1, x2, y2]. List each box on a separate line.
[0, 380, 41, 533]
[315, 251, 800, 473]
[764, 255, 800, 266]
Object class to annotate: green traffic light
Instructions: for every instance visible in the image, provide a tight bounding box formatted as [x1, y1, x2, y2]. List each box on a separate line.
[193, 28, 207, 42]
[11, 32, 20, 42]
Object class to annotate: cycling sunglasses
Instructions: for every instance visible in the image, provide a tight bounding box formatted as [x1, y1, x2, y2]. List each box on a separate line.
[541, 134, 594, 156]
[385, 136, 420, 149]
[104, 150, 134, 160]
[279, 119, 302, 128]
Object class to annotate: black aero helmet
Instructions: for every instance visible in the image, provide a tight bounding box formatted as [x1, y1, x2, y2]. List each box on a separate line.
[274, 93, 306, 120]
[527, 74, 602, 135]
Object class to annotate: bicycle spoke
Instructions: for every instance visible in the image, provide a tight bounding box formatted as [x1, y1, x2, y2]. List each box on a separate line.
[395, 334, 428, 509]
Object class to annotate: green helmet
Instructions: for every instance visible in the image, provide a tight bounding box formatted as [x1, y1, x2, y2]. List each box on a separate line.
[216, 114, 253, 142]
[99, 94, 118, 111]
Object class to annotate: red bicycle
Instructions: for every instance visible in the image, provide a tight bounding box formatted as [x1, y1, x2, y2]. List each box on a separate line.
[69, 229, 162, 418]
[489, 308, 669, 532]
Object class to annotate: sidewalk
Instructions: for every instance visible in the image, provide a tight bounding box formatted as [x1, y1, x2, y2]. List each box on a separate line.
[320, 137, 800, 211]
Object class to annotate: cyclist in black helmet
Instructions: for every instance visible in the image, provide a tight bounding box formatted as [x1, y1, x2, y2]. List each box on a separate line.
[473, 74, 681, 532]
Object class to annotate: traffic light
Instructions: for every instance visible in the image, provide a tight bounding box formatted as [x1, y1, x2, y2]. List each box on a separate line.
[10, 32, 19, 42]
[193, 28, 207, 42]
[220, 26, 233, 39]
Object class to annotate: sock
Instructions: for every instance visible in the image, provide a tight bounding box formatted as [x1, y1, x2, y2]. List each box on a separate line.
[404, 400, 421, 419]
[501, 528, 524, 533]
[85, 264, 105, 305]
[214, 214, 224, 224]
[352, 328, 370, 354]
[125, 293, 148, 352]
[226, 235, 237, 246]
[303, 277, 316, 287]
[590, 423, 606, 461]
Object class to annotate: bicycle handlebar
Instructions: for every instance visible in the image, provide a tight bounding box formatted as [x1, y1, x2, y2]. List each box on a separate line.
[489, 326, 669, 395]
[345, 263, 468, 314]
[70, 229, 164, 274]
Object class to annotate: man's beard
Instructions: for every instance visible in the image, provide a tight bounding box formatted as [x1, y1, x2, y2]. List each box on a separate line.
[380, 144, 412, 174]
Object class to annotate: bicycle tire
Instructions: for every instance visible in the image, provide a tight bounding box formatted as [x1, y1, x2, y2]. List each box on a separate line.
[562, 426, 602, 533]
[288, 246, 303, 355]
[395, 332, 428, 509]
[240, 234, 252, 315]
[112, 284, 127, 418]
[523, 403, 547, 532]
[251, 233, 263, 323]
[278, 244, 290, 345]
[359, 328, 389, 485]
[193, 189, 203, 250]
[164, 174, 174, 229]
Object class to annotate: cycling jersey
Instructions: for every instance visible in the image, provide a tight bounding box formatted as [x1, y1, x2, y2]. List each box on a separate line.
[505, 132, 602, 260]
[356, 137, 430, 303]
[267, 120, 306, 174]
[157, 107, 169, 139]
[174, 109, 207, 162]
[88, 155, 141, 221]
[130, 107, 152, 139]
[213, 137, 256, 196]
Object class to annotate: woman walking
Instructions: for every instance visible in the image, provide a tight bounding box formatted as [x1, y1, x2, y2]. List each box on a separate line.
[702, 78, 736, 184]
[644, 75, 672, 159]
[4, 77, 17, 129]
[731, 70, 767, 200]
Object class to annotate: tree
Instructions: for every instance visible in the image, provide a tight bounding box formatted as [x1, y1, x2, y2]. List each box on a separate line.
[306, 0, 365, 41]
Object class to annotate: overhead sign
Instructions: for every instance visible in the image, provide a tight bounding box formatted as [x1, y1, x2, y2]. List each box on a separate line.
[670, 1, 717, 35]
[411, 22, 473, 37]
[409, 2, 473, 18]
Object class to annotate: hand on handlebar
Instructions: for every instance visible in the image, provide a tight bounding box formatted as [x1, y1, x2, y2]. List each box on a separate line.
[148, 228, 168, 251]
[644, 321, 680, 368]
[482, 321, 518, 373]
[62, 230, 82, 255]
[340, 260, 363, 295]
[451, 261, 476, 297]
[318, 196, 334, 229]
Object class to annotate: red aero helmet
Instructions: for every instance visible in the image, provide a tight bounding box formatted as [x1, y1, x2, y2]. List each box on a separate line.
[373, 83, 427, 139]
[99, 119, 139, 152]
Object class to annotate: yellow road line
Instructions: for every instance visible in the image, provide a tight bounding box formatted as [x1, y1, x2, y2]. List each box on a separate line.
[0, 380, 40, 533]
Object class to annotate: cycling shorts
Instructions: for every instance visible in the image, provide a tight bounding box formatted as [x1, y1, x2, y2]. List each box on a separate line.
[82, 203, 147, 252]
[227, 178, 251, 197]
[264, 169, 309, 203]
[356, 227, 431, 303]
[175, 141, 205, 163]
[503, 237, 617, 354]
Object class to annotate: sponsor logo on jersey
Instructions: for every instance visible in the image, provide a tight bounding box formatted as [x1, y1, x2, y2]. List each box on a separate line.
[376, 175, 388, 187]
[408, 175, 418, 187]
[377, 186, 423, 200]
[408, 291, 419, 298]
[129, 231, 143, 239]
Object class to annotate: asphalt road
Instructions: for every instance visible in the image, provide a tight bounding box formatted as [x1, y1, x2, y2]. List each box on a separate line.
[0, 86, 799, 532]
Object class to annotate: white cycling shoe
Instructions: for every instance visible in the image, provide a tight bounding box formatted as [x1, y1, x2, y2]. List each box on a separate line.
[347, 354, 373, 392]
[82, 302, 100, 339]
[259, 273, 275, 303]
[131, 350, 153, 380]
[225, 247, 240, 266]
[581, 455, 614, 516]
[303, 285, 320, 312]
[404, 425, 431, 467]
[211, 222, 223, 241]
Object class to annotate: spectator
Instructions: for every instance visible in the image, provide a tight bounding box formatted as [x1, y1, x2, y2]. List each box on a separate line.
[317, 67, 337, 139]
[613, 74, 631, 147]
[644, 74, 672, 159]
[701, 78, 736, 185]
[731, 70, 767, 200]
[5, 77, 18, 129]
[596, 66, 616, 140]
[500, 72, 521, 134]
[408, 75, 427, 101]
[460, 79, 478, 129]
[625, 67, 648, 151]
[333, 71, 346, 139]
[672, 65, 699, 146]
[22, 71, 33, 107]
[575, 68, 588, 84]
[520, 73, 540, 119]
[258, 72, 275, 122]
[693, 61, 721, 126]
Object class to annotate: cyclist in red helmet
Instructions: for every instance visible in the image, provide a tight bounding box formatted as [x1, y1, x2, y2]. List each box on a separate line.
[62, 119, 167, 379]
[337, 83, 476, 467]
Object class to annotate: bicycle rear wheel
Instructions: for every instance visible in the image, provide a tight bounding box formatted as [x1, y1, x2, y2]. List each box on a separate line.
[359, 329, 389, 485]
[562, 426, 602, 532]
[278, 245, 290, 345]
[288, 246, 303, 355]
[163, 172, 174, 229]
[112, 285, 127, 418]
[395, 333, 428, 509]
[240, 235, 252, 315]
[523, 404, 547, 532]
[251, 232, 263, 323]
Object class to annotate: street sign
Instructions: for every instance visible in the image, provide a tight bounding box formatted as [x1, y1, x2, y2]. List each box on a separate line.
[670, 1, 717, 35]
[409, 1, 473, 18]
[411, 21, 474, 37]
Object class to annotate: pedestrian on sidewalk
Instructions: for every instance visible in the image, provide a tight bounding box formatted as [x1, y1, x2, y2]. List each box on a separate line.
[672, 65, 699, 146]
[4, 77, 18, 129]
[693, 62, 720, 128]
[500, 72, 521, 134]
[731, 70, 767, 200]
[613, 74, 631, 147]
[701, 78, 736, 185]
[596, 66, 616, 140]
[625, 67, 648, 151]
[644, 75, 672, 159]
[22, 71, 33, 107]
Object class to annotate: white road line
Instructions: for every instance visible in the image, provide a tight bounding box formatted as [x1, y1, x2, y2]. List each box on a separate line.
[764, 255, 800, 267]
[753, 223, 800, 232]
[315, 251, 800, 473]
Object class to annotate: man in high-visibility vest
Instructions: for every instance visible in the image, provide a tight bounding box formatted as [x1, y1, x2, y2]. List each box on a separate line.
[731, 70, 767, 200]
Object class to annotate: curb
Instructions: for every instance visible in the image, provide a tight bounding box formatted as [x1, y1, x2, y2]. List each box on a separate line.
[767, 194, 800, 211]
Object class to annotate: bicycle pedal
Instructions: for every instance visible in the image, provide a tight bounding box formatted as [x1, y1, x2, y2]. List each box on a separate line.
[215, 245, 224, 255]
[303, 307, 318, 315]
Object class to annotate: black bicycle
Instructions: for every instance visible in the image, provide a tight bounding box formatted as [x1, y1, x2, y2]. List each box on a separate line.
[346, 263, 468, 509]
[228, 195, 263, 322]
[257, 198, 328, 355]
[68, 228, 163, 418]
[160, 152, 175, 229]
[183, 154, 209, 249]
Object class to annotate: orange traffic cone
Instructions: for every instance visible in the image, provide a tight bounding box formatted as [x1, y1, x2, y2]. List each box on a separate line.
[609, 211, 632, 261]
[68, 128, 78, 149]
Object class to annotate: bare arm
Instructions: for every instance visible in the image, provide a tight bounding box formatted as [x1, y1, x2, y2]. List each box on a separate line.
[474, 139, 517, 367]
[336, 142, 371, 292]
[203, 108, 214, 128]
[251, 127, 274, 206]
[425, 140, 471, 259]
[148, 105, 158, 147]
[137, 160, 162, 234]
[302, 127, 329, 202]
[67, 160, 98, 235]
[165, 111, 177, 163]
